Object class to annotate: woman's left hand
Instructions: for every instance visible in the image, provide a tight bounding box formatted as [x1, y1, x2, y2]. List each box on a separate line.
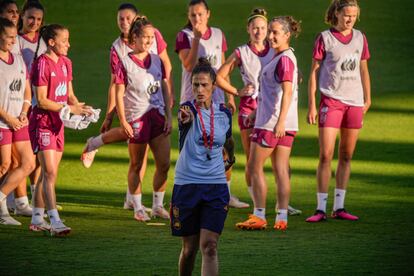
[227, 98, 236, 115]
[18, 113, 28, 126]
[363, 100, 371, 114]
[274, 121, 286, 138]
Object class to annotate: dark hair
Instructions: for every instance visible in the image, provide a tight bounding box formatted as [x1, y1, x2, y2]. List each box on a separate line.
[325, 0, 359, 26]
[247, 8, 267, 25]
[34, 23, 66, 60]
[118, 2, 138, 13]
[128, 15, 152, 44]
[0, 0, 17, 15]
[185, 0, 209, 29]
[0, 16, 15, 35]
[270, 16, 302, 39]
[191, 57, 216, 83]
[18, 0, 44, 32]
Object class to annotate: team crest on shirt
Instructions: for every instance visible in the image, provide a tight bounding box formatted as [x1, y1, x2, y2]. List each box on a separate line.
[146, 80, 161, 95]
[55, 82, 67, 97]
[205, 54, 217, 67]
[9, 79, 22, 92]
[40, 132, 50, 146]
[62, 65, 68, 77]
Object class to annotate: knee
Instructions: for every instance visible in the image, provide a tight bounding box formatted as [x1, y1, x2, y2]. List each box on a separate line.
[339, 151, 353, 164]
[201, 240, 218, 259]
[22, 160, 36, 175]
[319, 151, 333, 165]
[157, 160, 170, 175]
[130, 161, 144, 174]
[182, 245, 198, 261]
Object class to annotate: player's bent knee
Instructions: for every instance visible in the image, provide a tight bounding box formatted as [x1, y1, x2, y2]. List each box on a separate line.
[201, 240, 217, 258]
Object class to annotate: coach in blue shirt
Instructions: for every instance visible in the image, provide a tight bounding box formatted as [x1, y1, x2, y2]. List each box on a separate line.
[171, 57, 231, 276]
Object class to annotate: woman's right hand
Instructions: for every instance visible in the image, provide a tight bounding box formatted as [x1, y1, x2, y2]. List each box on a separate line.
[307, 105, 318, 125]
[7, 116, 23, 131]
[193, 23, 203, 39]
[69, 102, 93, 116]
[238, 84, 255, 97]
[178, 106, 193, 124]
[121, 120, 133, 138]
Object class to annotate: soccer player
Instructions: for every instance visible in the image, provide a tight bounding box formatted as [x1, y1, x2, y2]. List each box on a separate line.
[114, 16, 172, 222]
[306, 0, 371, 222]
[81, 3, 174, 215]
[29, 24, 92, 236]
[236, 16, 301, 231]
[0, 0, 20, 54]
[0, 17, 35, 226]
[216, 8, 302, 215]
[176, 0, 245, 208]
[171, 58, 231, 276]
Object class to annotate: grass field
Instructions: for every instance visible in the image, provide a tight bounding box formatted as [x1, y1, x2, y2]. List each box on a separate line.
[1, 0, 414, 275]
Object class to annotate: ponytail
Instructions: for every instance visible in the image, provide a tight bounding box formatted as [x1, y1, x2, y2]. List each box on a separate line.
[33, 23, 66, 61]
[270, 16, 302, 39]
[128, 15, 152, 44]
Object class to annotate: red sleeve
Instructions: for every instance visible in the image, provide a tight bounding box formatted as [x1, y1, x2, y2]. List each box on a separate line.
[233, 48, 242, 67]
[222, 32, 228, 53]
[31, 57, 49, 86]
[361, 33, 370, 60]
[114, 61, 127, 85]
[175, 31, 191, 53]
[110, 47, 120, 75]
[154, 28, 167, 54]
[312, 34, 325, 61]
[274, 56, 295, 83]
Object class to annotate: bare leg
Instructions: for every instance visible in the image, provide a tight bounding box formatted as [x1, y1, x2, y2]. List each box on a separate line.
[336, 128, 360, 190]
[240, 129, 252, 186]
[37, 150, 63, 210]
[200, 229, 220, 276]
[179, 234, 200, 276]
[270, 146, 292, 210]
[127, 143, 148, 195]
[317, 127, 339, 193]
[149, 134, 170, 192]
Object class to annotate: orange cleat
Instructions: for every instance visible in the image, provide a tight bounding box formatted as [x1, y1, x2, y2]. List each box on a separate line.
[236, 214, 267, 230]
[273, 220, 288, 231]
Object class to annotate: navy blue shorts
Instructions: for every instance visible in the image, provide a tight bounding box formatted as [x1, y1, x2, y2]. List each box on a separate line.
[170, 184, 230, 236]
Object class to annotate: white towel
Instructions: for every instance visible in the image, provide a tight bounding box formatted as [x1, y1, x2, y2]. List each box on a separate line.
[59, 106, 101, 130]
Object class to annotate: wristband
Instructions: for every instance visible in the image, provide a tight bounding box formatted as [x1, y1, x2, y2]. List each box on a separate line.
[24, 99, 31, 105]
[20, 111, 27, 116]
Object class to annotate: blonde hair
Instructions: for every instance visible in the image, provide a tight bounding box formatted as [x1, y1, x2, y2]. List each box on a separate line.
[247, 8, 267, 25]
[325, 0, 360, 26]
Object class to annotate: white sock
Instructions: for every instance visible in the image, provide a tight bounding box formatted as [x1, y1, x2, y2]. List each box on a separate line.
[15, 196, 29, 209]
[333, 188, 346, 211]
[253, 208, 266, 220]
[317, 192, 328, 213]
[88, 135, 104, 151]
[131, 194, 142, 212]
[227, 180, 232, 196]
[126, 188, 131, 202]
[47, 209, 61, 224]
[7, 193, 15, 208]
[0, 199, 9, 216]
[152, 191, 165, 208]
[0, 191, 6, 202]
[276, 209, 288, 222]
[31, 208, 45, 224]
[247, 186, 253, 200]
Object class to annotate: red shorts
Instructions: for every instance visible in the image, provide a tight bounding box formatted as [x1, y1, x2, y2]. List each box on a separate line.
[129, 108, 165, 144]
[319, 95, 363, 129]
[0, 126, 30, 146]
[238, 97, 257, 130]
[250, 128, 296, 148]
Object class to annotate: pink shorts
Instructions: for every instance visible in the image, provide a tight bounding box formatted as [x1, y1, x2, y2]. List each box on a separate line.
[129, 108, 165, 144]
[319, 95, 363, 129]
[29, 115, 64, 153]
[238, 97, 257, 130]
[250, 128, 296, 148]
[0, 126, 30, 146]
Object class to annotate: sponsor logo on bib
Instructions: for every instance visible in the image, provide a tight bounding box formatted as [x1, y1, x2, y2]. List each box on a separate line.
[9, 79, 22, 92]
[147, 80, 161, 95]
[340, 53, 358, 72]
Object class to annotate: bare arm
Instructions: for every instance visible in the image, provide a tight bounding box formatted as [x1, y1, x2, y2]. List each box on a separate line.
[100, 74, 117, 133]
[221, 52, 236, 114]
[274, 81, 293, 138]
[159, 50, 175, 108]
[360, 60, 371, 113]
[307, 59, 321, 124]
[161, 79, 172, 135]
[216, 52, 239, 96]
[115, 83, 133, 138]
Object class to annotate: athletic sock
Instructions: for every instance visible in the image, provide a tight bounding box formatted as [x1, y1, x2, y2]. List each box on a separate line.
[276, 209, 288, 222]
[126, 188, 131, 203]
[15, 196, 29, 209]
[131, 194, 143, 212]
[88, 135, 104, 151]
[31, 208, 45, 224]
[227, 180, 232, 196]
[7, 193, 15, 209]
[317, 192, 328, 213]
[333, 188, 346, 211]
[253, 208, 266, 220]
[0, 199, 9, 216]
[47, 209, 61, 224]
[152, 191, 165, 208]
[0, 191, 6, 202]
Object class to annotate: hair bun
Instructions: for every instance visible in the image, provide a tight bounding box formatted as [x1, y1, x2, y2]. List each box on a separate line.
[252, 8, 267, 17]
[197, 57, 211, 67]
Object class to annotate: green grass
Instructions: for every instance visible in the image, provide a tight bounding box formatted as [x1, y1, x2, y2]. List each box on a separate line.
[1, 0, 414, 275]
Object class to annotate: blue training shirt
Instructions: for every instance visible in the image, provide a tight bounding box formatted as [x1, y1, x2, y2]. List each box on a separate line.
[174, 101, 232, 185]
